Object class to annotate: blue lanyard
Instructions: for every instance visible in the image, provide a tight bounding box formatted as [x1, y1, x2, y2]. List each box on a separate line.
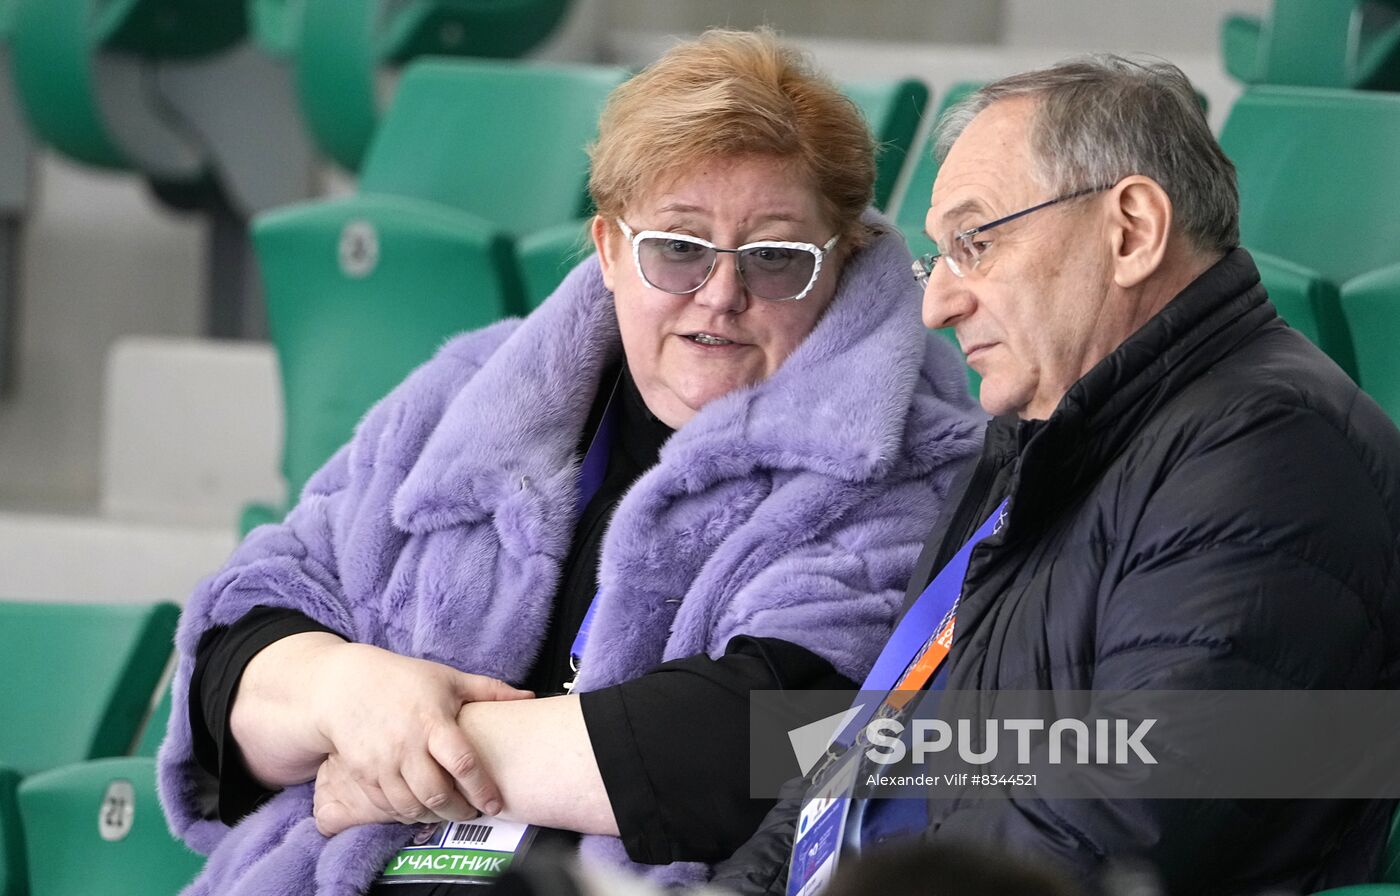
[565, 377, 622, 683]
[833, 499, 1008, 749]
[575, 378, 620, 516]
[784, 500, 1009, 894]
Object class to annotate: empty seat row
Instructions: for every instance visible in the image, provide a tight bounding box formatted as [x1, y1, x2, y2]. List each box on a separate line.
[0, 0, 583, 339]
[1220, 86, 1400, 415]
[1223, 0, 1400, 90]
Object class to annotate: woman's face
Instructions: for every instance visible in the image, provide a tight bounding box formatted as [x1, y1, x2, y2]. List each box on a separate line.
[594, 155, 844, 429]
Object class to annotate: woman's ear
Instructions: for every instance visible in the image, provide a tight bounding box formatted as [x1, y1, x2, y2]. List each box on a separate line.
[1107, 176, 1172, 290]
[591, 215, 618, 291]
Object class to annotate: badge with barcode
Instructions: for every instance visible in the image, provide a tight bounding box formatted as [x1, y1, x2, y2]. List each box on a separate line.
[376, 818, 537, 885]
[786, 750, 860, 896]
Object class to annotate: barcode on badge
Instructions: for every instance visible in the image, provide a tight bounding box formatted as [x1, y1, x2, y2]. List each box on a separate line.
[445, 823, 492, 846]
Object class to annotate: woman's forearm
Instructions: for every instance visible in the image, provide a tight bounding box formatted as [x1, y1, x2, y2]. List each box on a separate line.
[456, 695, 619, 836]
[231, 634, 536, 811]
[228, 631, 348, 787]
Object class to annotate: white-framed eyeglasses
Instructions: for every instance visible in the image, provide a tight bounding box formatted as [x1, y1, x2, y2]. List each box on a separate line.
[912, 184, 1113, 284]
[617, 219, 838, 302]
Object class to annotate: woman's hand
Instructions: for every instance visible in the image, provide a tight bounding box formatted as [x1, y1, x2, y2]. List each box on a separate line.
[310, 643, 531, 827]
[312, 751, 396, 834]
[317, 693, 623, 837]
[312, 750, 460, 836]
[229, 634, 532, 828]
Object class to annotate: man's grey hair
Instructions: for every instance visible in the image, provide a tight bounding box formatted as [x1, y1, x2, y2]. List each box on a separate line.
[934, 55, 1239, 254]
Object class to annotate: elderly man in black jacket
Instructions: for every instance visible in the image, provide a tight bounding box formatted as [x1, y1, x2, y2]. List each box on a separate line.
[714, 55, 1400, 896]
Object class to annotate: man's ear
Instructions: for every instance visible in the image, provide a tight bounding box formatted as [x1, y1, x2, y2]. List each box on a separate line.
[591, 215, 617, 291]
[1107, 176, 1172, 289]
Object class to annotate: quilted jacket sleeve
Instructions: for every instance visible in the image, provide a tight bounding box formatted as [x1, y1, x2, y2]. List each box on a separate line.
[708, 778, 807, 895]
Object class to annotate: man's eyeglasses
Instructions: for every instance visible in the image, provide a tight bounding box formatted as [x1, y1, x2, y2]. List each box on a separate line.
[912, 184, 1112, 284]
[618, 220, 838, 302]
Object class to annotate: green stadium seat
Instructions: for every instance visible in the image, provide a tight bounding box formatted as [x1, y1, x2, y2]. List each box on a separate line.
[1341, 262, 1400, 425]
[7, 0, 310, 216]
[7, 0, 240, 170]
[237, 501, 282, 537]
[0, 768, 20, 896]
[132, 686, 172, 761]
[17, 757, 203, 896]
[10, 677, 190, 895]
[289, 0, 574, 171]
[896, 133, 938, 261]
[255, 195, 522, 502]
[893, 81, 981, 260]
[1385, 804, 1400, 885]
[517, 219, 594, 311]
[0, 601, 178, 775]
[358, 59, 623, 240]
[1223, 0, 1400, 90]
[1252, 250, 1358, 380]
[841, 78, 930, 211]
[7, 0, 315, 338]
[248, 0, 298, 56]
[1221, 86, 1400, 401]
[7, 679, 183, 896]
[1222, 86, 1400, 286]
[249, 58, 624, 505]
[1221, 14, 1267, 85]
[891, 82, 984, 400]
[0, 601, 178, 896]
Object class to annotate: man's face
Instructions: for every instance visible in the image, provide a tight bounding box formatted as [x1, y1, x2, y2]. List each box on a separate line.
[923, 97, 1114, 420]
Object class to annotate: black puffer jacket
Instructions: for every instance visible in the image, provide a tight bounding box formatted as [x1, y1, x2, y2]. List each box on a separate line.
[714, 249, 1400, 895]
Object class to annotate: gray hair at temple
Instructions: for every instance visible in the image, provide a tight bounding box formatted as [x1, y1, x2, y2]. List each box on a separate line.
[934, 55, 1239, 254]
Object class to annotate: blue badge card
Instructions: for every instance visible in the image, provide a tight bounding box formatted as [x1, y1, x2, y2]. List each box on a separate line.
[786, 751, 860, 896]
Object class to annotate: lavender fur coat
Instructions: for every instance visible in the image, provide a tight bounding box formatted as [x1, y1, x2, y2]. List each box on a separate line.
[158, 217, 983, 894]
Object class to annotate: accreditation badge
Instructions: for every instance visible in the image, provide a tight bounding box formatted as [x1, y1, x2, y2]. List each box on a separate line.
[376, 818, 537, 886]
[785, 750, 860, 896]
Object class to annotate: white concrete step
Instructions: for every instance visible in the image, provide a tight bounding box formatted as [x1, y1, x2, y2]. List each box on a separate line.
[0, 337, 283, 604]
[100, 335, 283, 528]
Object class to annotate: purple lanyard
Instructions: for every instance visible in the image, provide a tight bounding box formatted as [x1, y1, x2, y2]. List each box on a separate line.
[566, 377, 622, 679]
[833, 498, 1009, 749]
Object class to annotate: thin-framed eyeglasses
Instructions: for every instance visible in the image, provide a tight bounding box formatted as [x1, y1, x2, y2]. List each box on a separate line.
[912, 183, 1114, 284]
[618, 219, 838, 302]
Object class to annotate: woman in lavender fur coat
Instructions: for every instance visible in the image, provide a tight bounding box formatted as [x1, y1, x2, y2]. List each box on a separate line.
[159, 29, 982, 895]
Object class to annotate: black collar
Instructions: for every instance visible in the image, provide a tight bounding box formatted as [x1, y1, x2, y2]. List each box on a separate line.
[1004, 247, 1274, 531]
[616, 365, 675, 472]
